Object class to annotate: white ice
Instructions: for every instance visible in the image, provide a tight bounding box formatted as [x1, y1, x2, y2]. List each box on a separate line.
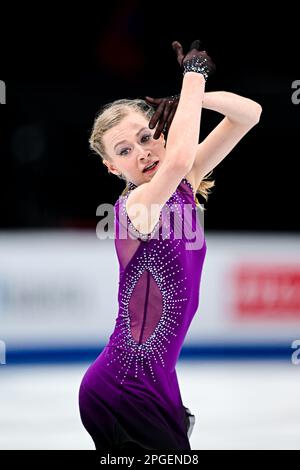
[0, 360, 299, 450]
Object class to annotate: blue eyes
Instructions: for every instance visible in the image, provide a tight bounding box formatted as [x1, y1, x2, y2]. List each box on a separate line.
[119, 134, 152, 156]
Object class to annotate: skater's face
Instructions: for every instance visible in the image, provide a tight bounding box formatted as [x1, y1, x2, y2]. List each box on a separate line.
[102, 110, 166, 186]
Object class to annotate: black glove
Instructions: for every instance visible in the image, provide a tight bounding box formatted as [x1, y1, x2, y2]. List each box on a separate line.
[145, 94, 180, 139]
[172, 39, 216, 80]
[144, 40, 215, 138]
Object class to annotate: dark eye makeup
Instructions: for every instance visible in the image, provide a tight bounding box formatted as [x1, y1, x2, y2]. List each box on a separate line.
[119, 134, 152, 156]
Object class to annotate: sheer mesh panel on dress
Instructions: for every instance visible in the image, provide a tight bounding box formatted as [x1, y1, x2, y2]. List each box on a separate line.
[129, 269, 163, 343]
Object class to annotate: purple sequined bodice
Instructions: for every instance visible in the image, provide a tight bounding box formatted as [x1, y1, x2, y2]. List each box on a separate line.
[111, 177, 206, 383]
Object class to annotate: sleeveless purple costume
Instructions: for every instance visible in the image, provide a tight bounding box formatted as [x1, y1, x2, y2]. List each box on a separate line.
[79, 177, 207, 450]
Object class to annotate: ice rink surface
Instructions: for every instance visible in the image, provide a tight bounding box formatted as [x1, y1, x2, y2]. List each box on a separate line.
[0, 360, 299, 450]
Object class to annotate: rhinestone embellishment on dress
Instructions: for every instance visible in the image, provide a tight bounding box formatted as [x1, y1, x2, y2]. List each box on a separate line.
[106, 239, 188, 384]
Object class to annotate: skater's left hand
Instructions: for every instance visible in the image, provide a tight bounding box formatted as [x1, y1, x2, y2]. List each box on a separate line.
[172, 39, 216, 78]
[144, 94, 180, 139]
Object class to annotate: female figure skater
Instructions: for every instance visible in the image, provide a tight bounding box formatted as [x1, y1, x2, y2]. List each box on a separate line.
[79, 39, 262, 451]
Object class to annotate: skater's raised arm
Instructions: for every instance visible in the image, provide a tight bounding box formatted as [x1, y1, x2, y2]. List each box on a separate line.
[125, 42, 216, 235]
[145, 40, 262, 195]
[185, 91, 262, 187]
[164, 72, 205, 169]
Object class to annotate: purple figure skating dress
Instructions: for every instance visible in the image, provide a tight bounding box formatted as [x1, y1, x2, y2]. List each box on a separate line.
[79, 177, 207, 450]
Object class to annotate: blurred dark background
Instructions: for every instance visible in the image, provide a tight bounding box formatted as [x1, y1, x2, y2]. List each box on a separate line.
[1, 1, 299, 231]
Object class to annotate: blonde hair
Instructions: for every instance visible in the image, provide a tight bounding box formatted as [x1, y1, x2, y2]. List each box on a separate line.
[89, 98, 215, 207]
